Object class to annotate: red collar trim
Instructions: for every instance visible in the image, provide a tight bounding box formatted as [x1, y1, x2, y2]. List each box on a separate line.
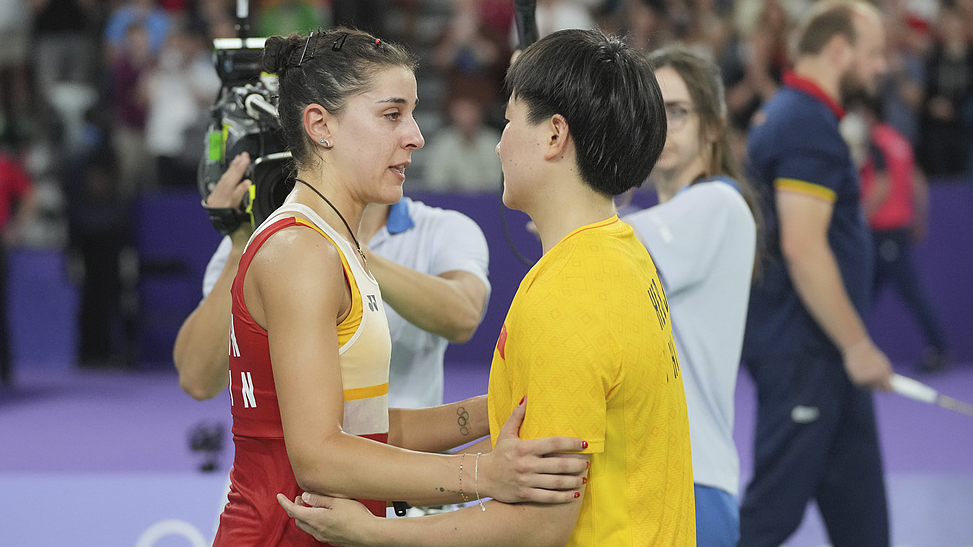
[782, 70, 845, 119]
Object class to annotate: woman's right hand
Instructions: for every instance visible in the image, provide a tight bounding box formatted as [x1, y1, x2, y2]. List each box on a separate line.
[205, 152, 252, 210]
[479, 397, 589, 504]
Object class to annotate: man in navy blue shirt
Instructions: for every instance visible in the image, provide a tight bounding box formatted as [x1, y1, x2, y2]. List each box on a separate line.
[741, 2, 893, 546]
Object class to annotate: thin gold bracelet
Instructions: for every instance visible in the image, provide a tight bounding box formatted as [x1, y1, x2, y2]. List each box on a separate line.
[459, 453, 468, 503]
[474, 452, 486, 511]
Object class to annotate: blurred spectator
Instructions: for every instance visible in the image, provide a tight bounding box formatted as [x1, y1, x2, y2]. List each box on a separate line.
[623, 0, 675, 54]
[110, 19, 156, 195]
[477, 0, 515, 38]
[143, 21, 221, 188]
[390, 0, 419, 48]
[255, 0, 329, 39]
[64, 146, 135, 369]
[103, 0, 172, 61]
[0, 0, 32, 144]
[848, 96, 952, 373]
[721, 0, 795, 134]
[669, 0, 733, 56]
[431, 0, 510, 122]
[331, 0, 385, 36]
[421, 95, 502, 193]
[533, 0, 599, 39]
[877, 4, 930, 147]
[29, 0, 99, 142]
[196, 0, 236, 40]
[0, 141, 36, 386]
[917, 5, 973, 179]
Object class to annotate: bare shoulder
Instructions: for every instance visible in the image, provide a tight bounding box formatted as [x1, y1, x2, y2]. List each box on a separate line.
[246, 223, 350, 324]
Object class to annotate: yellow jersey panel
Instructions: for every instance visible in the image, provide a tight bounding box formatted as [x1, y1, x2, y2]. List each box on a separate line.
[488, 217, 695, 546]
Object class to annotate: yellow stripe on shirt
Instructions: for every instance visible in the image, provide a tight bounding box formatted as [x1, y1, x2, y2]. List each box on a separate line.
[775, 178, 837, 202]
[293, 218, 364, 348]
[344, 382, 389, 401]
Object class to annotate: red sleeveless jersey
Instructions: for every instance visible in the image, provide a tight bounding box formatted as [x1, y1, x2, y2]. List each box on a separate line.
[214, 212, 391, 546]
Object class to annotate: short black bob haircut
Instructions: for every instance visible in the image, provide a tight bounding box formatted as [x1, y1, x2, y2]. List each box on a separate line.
[503, 29, 666, 196]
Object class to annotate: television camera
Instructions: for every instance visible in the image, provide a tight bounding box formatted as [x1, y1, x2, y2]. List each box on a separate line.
[197, 36, 294, 235]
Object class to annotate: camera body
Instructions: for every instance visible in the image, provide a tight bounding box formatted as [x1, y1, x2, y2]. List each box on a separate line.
[198, 37, 294, 231]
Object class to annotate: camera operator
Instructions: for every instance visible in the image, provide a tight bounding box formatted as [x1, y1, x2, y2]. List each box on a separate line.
[173, 157, 492, 414]
[173, 151, 253, 399]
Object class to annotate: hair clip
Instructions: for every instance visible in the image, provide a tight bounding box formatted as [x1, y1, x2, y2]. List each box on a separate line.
[297, 30, 314, 66]
[332, 32, 349, 52]
[374, 38, 382, 47]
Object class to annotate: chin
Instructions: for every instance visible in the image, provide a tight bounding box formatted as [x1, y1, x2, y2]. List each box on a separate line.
[501, 186, 527, 214]
[373, 178, 405, 204]
[380, 188, 404, 205]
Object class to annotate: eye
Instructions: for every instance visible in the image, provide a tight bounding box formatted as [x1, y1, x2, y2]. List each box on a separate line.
[666, 105, 688, 121]
[384, 111, 401, 121]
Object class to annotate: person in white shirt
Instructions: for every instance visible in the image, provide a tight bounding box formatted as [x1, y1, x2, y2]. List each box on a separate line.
[623, 45, 761, 547]
[176, 153, 491, 414]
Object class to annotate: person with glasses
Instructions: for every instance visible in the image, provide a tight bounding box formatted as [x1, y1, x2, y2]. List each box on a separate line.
[278, 28, 696, 547]
[622, 45, 761, 547]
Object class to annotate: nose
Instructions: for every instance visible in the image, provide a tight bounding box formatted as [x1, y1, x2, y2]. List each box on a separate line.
[405, 116, 424, 150]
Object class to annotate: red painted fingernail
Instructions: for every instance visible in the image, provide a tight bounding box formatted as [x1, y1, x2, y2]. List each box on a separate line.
[582, 477, 587, 484]
[586, 461, 590, 469]
[519, 396, 525, 405]
[581, 440, 588, 449]
[574, 491, 581, 498]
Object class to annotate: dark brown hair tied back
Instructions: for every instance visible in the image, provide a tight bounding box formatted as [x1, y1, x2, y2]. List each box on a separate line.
[261, 34, 299, 75]
[262, 27, 417, 170]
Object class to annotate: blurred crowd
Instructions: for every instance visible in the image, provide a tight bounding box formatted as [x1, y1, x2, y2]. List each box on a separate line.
[2, 0, 973, 225]
[0, 0, 970, 369]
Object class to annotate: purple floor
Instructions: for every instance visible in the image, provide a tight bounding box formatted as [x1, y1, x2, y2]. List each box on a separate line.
[2, 359, 972, 546]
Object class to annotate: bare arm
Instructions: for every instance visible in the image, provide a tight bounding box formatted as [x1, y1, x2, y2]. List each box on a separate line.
[172, 234, 248, 399]
[777, 190, 892, 390]
[389, 395, 489, 453]
[249, 228, 585, 506]
[281, 462, 588, 547]
[172, 153, 252, 400]
[364, 247, 488, 343]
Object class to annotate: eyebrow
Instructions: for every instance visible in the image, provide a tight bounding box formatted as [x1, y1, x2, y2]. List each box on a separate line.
[376, 97, 419, 108]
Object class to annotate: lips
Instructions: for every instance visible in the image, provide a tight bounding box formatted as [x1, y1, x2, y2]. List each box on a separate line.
[390, 162, 409, 179]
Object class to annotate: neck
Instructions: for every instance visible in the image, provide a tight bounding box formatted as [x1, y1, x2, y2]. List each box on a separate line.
[793, 57, 841, 104]
[652, 156, 707, 203]
[527, 180, 617, 255]
[358, 203, 391, 244]
[291, 174, 364, 246]
[653, 178, 684, 204]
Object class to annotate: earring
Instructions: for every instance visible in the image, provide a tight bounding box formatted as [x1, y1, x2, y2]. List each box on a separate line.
[319, 138, 332, 148]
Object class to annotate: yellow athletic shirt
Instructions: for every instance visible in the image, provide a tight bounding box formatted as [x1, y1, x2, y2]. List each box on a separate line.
[488, 216, 695, 546]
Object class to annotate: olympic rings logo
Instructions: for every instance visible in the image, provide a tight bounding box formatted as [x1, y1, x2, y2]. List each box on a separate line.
[135, 519, 210, 547]
[457, 407, 470, 436]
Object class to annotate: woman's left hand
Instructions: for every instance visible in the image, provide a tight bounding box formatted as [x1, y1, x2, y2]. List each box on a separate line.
[277, 492, 377, 547]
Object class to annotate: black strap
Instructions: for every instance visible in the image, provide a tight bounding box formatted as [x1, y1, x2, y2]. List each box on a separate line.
[203, 201, 250, 236]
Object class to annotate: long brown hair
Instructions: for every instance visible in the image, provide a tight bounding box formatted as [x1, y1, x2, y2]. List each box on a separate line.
[646, 45, 765, 279]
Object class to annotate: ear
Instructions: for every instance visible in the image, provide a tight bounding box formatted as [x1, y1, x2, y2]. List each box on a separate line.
[544, 114, 571, 161]
[303, 103, 334, 143]
[703, 119, 722, 144]
[825, 33, 854, 71]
